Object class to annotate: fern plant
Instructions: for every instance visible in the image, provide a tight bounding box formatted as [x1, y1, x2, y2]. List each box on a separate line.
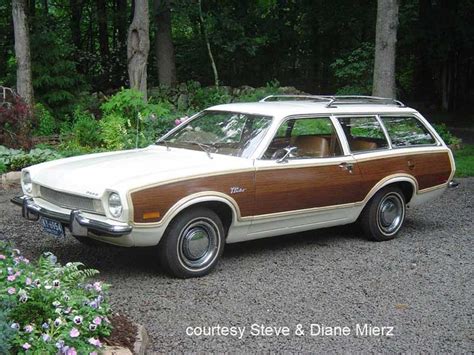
[0, 242, 112, 354]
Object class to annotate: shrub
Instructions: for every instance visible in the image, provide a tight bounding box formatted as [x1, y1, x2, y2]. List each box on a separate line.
[0, 91, 35, 150]
[0, 161, 6, 174]
[432, 123, 462, 146]
[33, 103, 57, 136]
[100, 88, 172, 149]
[0, 242, 112, 354]
[71, 109, 102, 148]
[0, 145, 62, 172]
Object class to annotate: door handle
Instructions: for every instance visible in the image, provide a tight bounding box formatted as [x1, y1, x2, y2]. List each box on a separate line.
[338, 162, 354, 174]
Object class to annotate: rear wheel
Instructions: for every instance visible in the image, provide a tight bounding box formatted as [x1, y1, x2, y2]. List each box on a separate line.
[158, 207, 225, 278]
[360, 186, 406, 241]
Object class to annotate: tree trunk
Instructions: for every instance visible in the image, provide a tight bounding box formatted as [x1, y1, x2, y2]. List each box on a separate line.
[154, 0, 177, 87]
[198, 0, 219, 87]
[96, 0, 109, 59]
[372, 0, 399, 98]
[12, 0, 34, 105]
[127, 0, 150, 100]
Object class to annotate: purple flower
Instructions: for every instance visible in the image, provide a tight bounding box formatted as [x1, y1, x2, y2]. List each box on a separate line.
[42, 333, 50, 342]
[89, 300, 98, 309]
[7, 287, 15, 295]
[24, 324, 33, 333]
[54, 318, 62, 327]
[69, 328, 80, 338]
[10, 322, 20, 330]
[7, 274, 16, 281]
[92, 316, 102, 325]
[22, 343, 31, 350]
[25, 277, 32, 285]
[0, 254, 5, 259]
[66, 347, 77, 355]
[89, 323, 97, 331]
[55, 340, 64, 349]
[73, 316, 83, 325]
[7, 267, 13, 275]
[88, 338, 102, 347]
[90, 352, 98, 355]
[64, 307, 72, 315]
[93, 282, 102, 292]
[42, 322, 49, 329]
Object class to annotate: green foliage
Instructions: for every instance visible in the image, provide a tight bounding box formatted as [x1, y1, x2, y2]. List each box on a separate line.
[100, 88, 172, 149]
[330, 43, 374, 95]
[30, 20, 86, 117]
[33, 103, 57, 136]
[0, 303, 14, 354]
[433, 124, 462, 146]
[0, 145, 62, 172]
[0, 242, 112, 354]
[0, 161, 6, 174]
[71, 109, 102, 148]
[454, 144, 474, 177]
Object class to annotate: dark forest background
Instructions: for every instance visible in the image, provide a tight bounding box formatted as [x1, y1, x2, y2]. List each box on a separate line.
[1, 0, 473, 114]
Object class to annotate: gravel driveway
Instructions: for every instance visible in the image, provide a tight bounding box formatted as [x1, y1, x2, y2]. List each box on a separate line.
[1, 180, 472, 353]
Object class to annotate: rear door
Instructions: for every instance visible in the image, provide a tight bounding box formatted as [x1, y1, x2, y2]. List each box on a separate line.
[250, 116, 364, 234]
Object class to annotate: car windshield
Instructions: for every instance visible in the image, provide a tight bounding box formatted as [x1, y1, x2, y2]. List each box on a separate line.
[157, 110, 272, 158]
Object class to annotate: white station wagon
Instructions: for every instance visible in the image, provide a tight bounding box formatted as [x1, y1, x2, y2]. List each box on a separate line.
[12, 95, 456, 277]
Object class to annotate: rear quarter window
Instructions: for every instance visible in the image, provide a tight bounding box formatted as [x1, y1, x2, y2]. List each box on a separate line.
[381, 116, 437, 147]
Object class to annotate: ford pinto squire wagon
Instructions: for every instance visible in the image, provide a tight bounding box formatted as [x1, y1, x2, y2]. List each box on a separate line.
[12, 95, 456, 277]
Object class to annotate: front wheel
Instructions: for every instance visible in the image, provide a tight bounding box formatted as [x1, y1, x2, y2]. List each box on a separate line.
[158, 207, 225, 278]
[360, 186, 406, 241]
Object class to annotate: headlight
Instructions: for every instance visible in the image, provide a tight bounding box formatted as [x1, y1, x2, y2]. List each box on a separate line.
[108, 193, 123, 218]
[22, 171, 32, 194]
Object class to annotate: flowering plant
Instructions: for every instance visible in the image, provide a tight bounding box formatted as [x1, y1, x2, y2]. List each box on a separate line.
[0, 241, 112, 354]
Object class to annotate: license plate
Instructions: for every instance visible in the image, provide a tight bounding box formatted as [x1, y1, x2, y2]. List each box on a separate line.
[40, 217, 65, 238]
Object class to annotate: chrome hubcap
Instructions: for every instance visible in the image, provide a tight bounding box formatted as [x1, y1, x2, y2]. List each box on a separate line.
[377, 193, 404, 235]
[178, 219, 219, 269]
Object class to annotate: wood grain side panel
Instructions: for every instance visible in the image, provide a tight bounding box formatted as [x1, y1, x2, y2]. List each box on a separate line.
[254, 165, 365, 215]
[131, 172, 255, 223]
[357, 151, 452, 192]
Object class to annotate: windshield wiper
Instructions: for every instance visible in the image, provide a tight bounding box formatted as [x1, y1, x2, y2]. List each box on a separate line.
[183, 141, 214, 159]
[156, 139, 171, 151]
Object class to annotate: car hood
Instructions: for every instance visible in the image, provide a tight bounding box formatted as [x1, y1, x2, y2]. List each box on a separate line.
[27, 146, 254, 197]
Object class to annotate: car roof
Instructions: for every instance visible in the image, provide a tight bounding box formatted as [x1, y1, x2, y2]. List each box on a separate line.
[208, 101, 418, 119]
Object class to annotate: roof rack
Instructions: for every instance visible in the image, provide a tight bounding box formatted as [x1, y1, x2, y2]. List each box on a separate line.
[259, 95, 405, 108]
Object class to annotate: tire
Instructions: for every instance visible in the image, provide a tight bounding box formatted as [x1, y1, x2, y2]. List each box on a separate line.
[158, 207, 225, 278]
[360, 186, 406, 241]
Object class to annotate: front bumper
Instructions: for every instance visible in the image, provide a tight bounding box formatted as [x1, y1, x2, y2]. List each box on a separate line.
[11, 195, 133, 237]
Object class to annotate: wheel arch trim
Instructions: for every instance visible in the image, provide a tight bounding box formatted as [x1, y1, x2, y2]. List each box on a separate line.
[131, 191, 241, 229]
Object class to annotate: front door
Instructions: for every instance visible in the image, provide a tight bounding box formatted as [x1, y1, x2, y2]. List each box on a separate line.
[249, 116, 364, 236]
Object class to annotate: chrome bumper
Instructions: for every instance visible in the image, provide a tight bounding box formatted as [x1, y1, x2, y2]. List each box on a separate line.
[11, 196, 133, 237]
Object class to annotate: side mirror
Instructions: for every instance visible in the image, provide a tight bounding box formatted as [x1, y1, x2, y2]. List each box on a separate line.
[277, 146, 297, 163]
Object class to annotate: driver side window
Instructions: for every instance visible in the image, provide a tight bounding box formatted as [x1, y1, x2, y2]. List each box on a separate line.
[263, 117, 343, 159]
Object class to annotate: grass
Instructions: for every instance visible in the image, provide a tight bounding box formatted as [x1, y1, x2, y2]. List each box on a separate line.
[454, 144, 474, 177]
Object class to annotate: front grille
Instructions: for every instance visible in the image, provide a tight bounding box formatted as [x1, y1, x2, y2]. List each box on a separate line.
[39, 186, 100, 213]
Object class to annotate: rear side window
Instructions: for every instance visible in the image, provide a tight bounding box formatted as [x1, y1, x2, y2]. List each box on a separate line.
[337, 116, 389, 152]
[381, 116, 437, 147]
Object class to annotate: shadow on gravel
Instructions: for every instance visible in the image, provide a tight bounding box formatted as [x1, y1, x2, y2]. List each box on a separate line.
[24, 223, 365, 277]
[224, 223, 365, 259]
